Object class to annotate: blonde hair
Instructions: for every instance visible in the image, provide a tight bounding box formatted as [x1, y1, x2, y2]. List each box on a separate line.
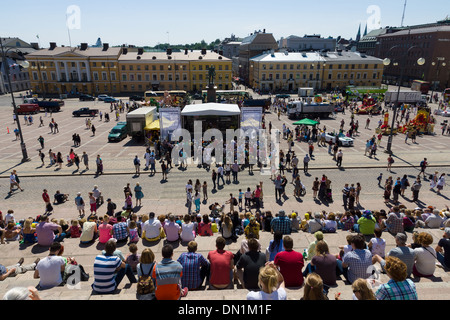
[141, 214, 149, 223]
[23, 218, 33, 232]
[129, 220, 137, 229]
[351, 278, 376, 300]
[258, 265, 280, 294]
[303, 273, 326, 300]
[417, 232, 433, 247]
[140, 248, 155, 264]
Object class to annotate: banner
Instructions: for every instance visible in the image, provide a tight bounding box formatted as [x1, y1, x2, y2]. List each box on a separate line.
[240, 107, 262, 132]
[159, 107, 181, 141]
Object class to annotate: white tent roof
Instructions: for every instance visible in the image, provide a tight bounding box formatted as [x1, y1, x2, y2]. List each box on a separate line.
[181, 103, 240, 116]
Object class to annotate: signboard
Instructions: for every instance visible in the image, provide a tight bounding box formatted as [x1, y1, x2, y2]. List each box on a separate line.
[240, 107, 262, 132]
[159, 107, 181, 141]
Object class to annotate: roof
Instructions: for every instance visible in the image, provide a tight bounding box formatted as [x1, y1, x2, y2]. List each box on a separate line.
[119, 50, 230, 62]
[251, 51, 325, 63]
[126, 107, 156, 117]
[379, 25, 450, 37]
[181, 103, 240, 116]
[26, 46, 122, 58]
[324, 51, 383, 63]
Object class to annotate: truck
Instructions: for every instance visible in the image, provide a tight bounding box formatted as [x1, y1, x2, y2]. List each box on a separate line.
[287, 101, 334, 119]
[24, 98, 64, 112]
[16, 104, 40, 114]
[243, 98, 271, 110]
[298, 87, 314, 98]
[72, 108, 99, 117]
[126, 107, 157, 140]
[384, 91, 426, 104]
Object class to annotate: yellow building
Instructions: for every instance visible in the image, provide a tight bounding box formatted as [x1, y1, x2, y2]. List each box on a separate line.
[26, 42, 122, 96]
[118, 49, 232, 93]
[250, 51, 383, 92]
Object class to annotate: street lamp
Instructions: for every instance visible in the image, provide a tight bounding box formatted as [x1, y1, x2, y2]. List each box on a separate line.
[0, 38, 30, 162]
[383, 45, 425, 155]
[430, 58, 446, 101]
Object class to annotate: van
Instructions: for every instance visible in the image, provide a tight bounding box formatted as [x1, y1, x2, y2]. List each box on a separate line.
[17, 104, 40, 114]
[108, 122, 128, 142]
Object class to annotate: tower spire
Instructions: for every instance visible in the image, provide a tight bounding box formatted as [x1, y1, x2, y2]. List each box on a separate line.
[356, 23, 361, 42]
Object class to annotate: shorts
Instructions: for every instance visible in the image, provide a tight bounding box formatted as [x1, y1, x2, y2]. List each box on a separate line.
[77, 205, 85, 211]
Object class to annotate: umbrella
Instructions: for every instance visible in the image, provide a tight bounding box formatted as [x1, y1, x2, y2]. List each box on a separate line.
[293, 118, 319, 126]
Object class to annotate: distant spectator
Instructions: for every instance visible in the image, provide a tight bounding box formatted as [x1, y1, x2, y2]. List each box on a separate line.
[197, 214, 213, 236]
[383, 206, 404, 235]
[0, 258, 40, 281]
[341, 234, 373, 284]
[98, 215, 113, 244]
[416, 209, 444, 229]
[436, 228, 450, 269]
[112, 216, 129, 242]
[142, 212, 162, 241]
[79, 216, 98, 244]
[265, 231, 284, 262]
[303, 240, 337, 290]
[368, 228, 386, 258]
[270, 210, 292, 235]
[36, 215, 64, 246]
[354, 210, 376, 236]
[180, 215, 196, 243]
[413, 232, 436, 278]
[307, 212, 323, 234]
[164, 214, 180, 242]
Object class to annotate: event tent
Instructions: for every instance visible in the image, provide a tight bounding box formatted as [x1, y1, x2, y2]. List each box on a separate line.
[293, 118, 319, 126]
[181, 103, 241, 116]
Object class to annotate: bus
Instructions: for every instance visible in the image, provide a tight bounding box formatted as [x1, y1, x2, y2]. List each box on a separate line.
[201, 90, 250, 102]
[144, 90, 188, 106]
[411, 80, 430, 94]
[444, 88, 450, 102]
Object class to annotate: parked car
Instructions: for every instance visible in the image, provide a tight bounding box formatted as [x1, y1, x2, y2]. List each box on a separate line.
[108, 122, 128, 142]
[129, 95, 144, 102]
[103, 97, 117, 103]
[72, 108, 99, 117]
[97, 94, 109, 101]
[435, 109, 450, 117]
[79, 94, 96, 101]
[324, 132, 354, 147]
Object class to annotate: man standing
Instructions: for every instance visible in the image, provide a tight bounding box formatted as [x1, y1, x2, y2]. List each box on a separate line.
[81, 152, 89, 170]
[37, 136, 44, 149]
[342, 183, 350, 210]
[75, 192, 85, 217]
[149, 152, 156, 175]
[177, 241, 210, 290]
[42, 189, 52, 215]
[336, 149, 343, 167]
[134, 155, 141, 176]
[144, 149, 151, 170]
[9, 171, 23, 193]
[419, 158, 428, 178]
[273, 236, 304, 287]
[217, 164, 225, 187]
[152, 244, 187, 299]
[232, 161, 239, 183]
[303, 154, 310, 173]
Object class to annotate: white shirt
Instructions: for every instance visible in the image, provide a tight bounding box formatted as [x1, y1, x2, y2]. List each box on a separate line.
[413, 246, 436, 276]
[247, 287, 287, 300]
[180, 222, 195, 242]
[142, 218, 162, 239]
[36, 256, 65, 289]
[370, 237, 386, 257]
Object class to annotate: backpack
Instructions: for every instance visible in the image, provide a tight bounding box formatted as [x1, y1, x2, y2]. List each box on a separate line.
[233, 197, 238, 206]
[137, 263, 155, 295]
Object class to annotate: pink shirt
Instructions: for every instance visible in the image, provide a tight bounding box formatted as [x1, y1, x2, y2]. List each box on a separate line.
[164, 222, 180, 242]
[36, 222, 59, 246]
[98, 223, 113, 243]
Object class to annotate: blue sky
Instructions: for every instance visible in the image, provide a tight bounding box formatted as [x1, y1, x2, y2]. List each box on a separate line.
[2, 0, 448, 47]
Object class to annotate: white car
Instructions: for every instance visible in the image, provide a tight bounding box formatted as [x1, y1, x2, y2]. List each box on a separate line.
[324, 133, 354, 147]
[97, 94, 109, 101]
[435, 109, 450, 117]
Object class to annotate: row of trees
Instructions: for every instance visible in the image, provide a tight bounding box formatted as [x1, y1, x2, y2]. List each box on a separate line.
[149, 38, 221, 51]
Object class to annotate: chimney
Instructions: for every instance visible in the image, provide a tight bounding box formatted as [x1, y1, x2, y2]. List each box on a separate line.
[166, 48, 172, 55]
[80, 43, 88, 51]
[219, 50, 223, 56]
[123, 48, 128, 55]
[49, 42, 57, 50]
[184, 48, 188, 55]
[263, 29, 266, 33]
[201, 48, 206, 55]
[102, 43, 109, 51]
[30, 42, 39, 50]
[138, 48, 144, 55]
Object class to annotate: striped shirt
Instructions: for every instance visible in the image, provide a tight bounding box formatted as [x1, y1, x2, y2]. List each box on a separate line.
[375, 279, 418, 300]
[152, 258, 183, 300]
[92, 255, 122, 293]
[177, 252, 209, 289]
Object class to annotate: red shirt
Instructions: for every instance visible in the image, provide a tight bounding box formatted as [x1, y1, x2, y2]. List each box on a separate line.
[274, 250, 304, 287]
[42, 192, 50, 203]
[207, 249, 234, 286]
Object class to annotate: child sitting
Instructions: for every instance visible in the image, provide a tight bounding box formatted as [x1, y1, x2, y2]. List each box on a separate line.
[368, 228, 386, 258]
[125, 243, 140, 272]
[336, 234, 353, 260]
[128, 220, 139, 243]
[69, 220, 81, 238]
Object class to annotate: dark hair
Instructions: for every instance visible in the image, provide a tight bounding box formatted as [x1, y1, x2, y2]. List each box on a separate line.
[104, 240, 116, 255]
[248, 238, 259, 252]
[162, 244, 174, 259]
[351, 234, 366, 250]
[50, 241, 62, 253]
[374, 228, 383, 238]
[216, 236, 226, 250]
[283, 236, 294, 250]
[149, 212, 155, 218]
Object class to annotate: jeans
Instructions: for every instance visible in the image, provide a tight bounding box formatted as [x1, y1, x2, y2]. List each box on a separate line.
[437, 252, 449, 269]
[275, 188, 282, 200]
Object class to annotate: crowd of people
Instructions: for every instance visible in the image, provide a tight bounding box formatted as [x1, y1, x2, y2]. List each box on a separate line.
[1, 200, 449, 300]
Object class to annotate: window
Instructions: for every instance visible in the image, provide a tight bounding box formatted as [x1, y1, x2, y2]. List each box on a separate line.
[283, 64, 287, 70]
[137, 65, 141, 71]
[282, 73, 286, 79]
[93, 72, 98, 81]
[338, 64, 342, 69]
[153, 74, 157, 81]
[262, 64, 266, 70]
[32, 72, 38, 81]
[130, 74, 134, 81]
[145, 65, 149, 71]
[276, 64, 280, 70]
[218, 65, 222, 70]
[122, 65, 126, 71]
[129, 65, 134, 71]
[145, 74, 150, 81]
[160, 74, 164, 81]
[122, 74, 127, 81]
[152, 65, 156, 71]
[168, 74, 173, 81]
[160, 65, 164, 71]
[137, 74, 142, 81]
[51, 72, 56, 81]
[225, 65, 229, 70]
[199, 65, 203, 70]
[183, 74, 187, 81]
[102, 72, 107, 81]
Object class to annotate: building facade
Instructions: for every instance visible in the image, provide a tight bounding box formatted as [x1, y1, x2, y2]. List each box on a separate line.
[278, 35, 337, 52]
[249, 51, 384, 92]
[26, 43, 122, 97]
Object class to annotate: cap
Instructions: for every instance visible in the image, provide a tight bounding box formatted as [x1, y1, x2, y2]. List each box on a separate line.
[427, 206, 434, 210]
[107, 198, 111, 201]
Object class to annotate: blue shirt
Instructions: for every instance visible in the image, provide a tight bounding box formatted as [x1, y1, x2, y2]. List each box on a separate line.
[177, 252, 209, 289]
[92, 254, 122, 293]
